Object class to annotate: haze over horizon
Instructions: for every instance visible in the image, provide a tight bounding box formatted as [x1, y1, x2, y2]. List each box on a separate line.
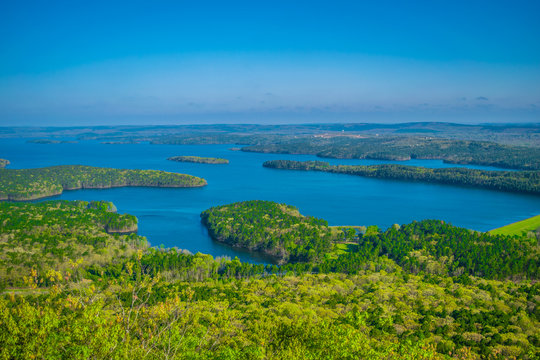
[1, 0, 539, 126]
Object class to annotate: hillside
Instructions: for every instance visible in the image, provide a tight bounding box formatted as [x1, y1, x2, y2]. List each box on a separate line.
[0, 200, 538, 358]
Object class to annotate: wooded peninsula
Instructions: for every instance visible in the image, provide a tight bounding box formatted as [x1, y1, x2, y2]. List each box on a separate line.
[244, 136, 540, 170]
[263, 160, 540, 195]
[201, 200, 351, 263]
[167, 155, 229, 164]
[0, 165, 207, 201]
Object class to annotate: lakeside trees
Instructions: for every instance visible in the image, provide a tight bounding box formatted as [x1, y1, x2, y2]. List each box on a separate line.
[0, 201, 144, 288]
[201, 200, 337, 263]
[246, 136, 540, 170]
[0, 165, 207, 200]
[263, 160, 540, 195]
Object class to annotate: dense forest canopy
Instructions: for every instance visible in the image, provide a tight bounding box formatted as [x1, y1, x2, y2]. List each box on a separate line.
[263, 160, 540, 195]
[1, 200, 539, 358]
[0, 165, 207, 201]
[200, 200, 351, 263]
[201, 200, 539, 281]
[0, 200, 144, 288]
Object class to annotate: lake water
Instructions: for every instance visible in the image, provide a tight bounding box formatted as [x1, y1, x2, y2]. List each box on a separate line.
[1, 138, 539, 263]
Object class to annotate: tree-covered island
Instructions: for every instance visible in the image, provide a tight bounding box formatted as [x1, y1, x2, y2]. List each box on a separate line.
[263, 160, 540, 195]
[167, 155, 229, 164]
[0, 165, 207, 201]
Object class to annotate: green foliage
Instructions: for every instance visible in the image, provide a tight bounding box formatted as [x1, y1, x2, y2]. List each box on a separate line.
[264, 160, 540, 195]
[201, 200, 337, 263]
[1, 200, 539, 358]
[360, 220, 539, 280]
[0, 201, 145, 287]
[168, 156, 229, 164]
[2, 269, 538, 359]
[0, 165, 207, 200]
[248, 136, 540, 170]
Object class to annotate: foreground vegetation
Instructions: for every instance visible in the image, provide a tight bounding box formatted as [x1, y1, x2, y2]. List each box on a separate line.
[168, 156, 229, 164]
[0, 165, 207, 200]
[1, 201, 539, 359]
[490, 214, 540, 240]
[263, 160, 540, 195]
[0, 201, 143, 288]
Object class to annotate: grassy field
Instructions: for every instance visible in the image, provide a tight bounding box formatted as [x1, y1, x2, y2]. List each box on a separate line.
[490, 214, 540, 236]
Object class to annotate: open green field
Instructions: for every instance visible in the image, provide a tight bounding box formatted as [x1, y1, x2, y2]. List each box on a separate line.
[490, 214, 540, 236]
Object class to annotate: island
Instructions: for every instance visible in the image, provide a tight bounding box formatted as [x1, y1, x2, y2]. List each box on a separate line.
[0, 165, 207, 201]
[167, 155, 229, 164]
[263, 160, 540, 195]
[0, 159, 8, 168]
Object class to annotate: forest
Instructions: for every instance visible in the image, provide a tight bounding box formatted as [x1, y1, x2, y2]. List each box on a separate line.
[200, 200, 354, 263]
[263, 160, 540, 195]
[0, 201, 144, 288]
[0, 165, 207, 200]
[1, 200, 539, 359]
[245, 136, 540, 170]
[168, 156, 229, 164]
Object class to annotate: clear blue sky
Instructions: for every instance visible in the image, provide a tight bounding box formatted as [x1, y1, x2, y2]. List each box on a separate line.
[1, 0, 539, 125]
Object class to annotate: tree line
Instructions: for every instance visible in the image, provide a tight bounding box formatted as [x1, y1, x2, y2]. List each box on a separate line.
[0, 165, 207, 200]
[263, 160, 540, 195]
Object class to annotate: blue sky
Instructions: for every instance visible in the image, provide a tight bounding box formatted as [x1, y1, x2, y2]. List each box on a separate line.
[1, 0, 539, 125]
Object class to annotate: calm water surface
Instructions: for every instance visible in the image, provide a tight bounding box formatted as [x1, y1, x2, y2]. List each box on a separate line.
[1, 139, 539, 263]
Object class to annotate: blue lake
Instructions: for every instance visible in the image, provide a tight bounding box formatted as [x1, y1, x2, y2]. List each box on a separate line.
[1, 139, 539, 263]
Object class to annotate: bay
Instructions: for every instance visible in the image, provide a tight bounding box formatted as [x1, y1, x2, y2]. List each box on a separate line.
[1, 138, 539, 263]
